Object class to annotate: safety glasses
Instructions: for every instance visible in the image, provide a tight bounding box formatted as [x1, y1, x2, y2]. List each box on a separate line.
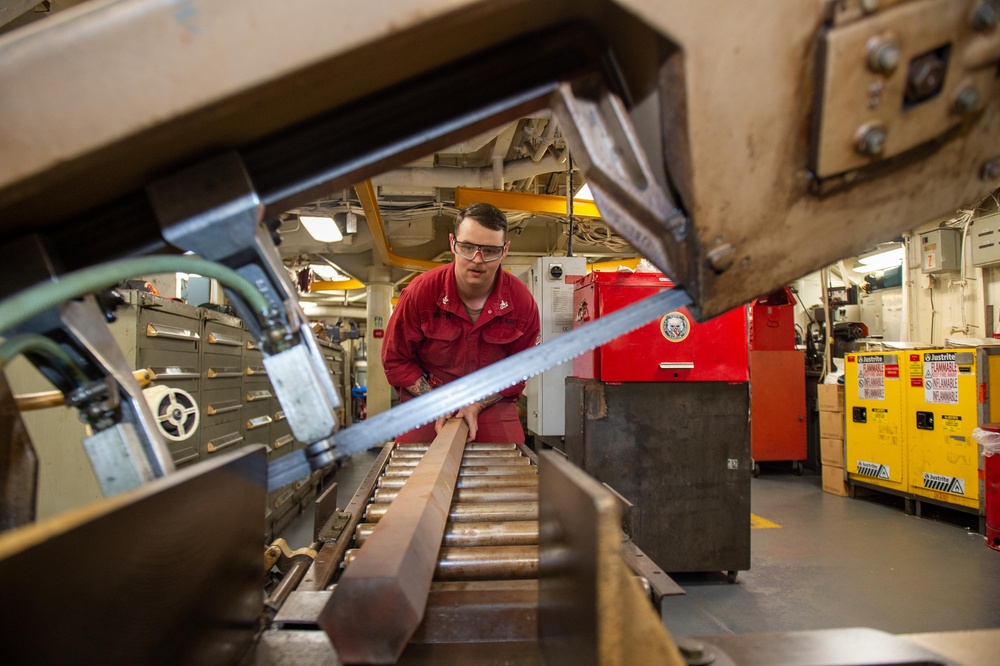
[452, 239, 506, 262]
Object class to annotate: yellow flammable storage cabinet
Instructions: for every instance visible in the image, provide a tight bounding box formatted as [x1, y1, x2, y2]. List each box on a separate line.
[905, 347, 1000, 512]
[845, 352, 907, 493]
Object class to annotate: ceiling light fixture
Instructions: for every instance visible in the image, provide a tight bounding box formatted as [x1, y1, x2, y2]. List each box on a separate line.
[310, 263, 348, 281]
[300, 215, 343, 243]
[857, 244, 904, 271]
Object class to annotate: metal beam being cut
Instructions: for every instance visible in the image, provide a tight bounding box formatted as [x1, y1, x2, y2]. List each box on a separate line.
[319, 419, 468, 664]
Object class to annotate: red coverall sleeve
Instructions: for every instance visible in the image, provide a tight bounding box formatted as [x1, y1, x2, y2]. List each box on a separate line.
[497, 299, 541, 399]
[381, 288, 426, 392]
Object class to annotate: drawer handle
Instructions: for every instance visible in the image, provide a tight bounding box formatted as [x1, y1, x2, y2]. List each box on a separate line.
[207, 332, 242, 347]
[207, 367, 243, 379]
[146, 323, 200, 341]
[245, 366, 267, 376]
[206, 400, 242, 415]
[246, 390, 273, 402]
[173, 451, 200, 465]
[274, 490, 294, 509]
[274, 434, 294, 449]
[247, 415, 274, 430]
[147, 366, 199, 380]
[274, 411, 286, 422]
[206, 432, 243, 453]
[659, 362, 694, 370]
[246, 339, 259, 351]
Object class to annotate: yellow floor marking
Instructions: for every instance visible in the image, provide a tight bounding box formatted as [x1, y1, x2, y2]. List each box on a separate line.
[750, 513, 781, 529]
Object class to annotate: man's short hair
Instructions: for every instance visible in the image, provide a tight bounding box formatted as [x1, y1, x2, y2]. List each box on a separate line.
[455, 202, 508, 239]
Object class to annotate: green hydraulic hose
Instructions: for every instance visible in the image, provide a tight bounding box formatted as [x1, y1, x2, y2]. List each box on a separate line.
[0, 333, 88, 382]
[0, 255, 272, 335]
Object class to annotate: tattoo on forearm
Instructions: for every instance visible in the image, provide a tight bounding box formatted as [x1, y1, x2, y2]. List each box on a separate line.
[406, 375, 433, 397]
[477, 393, 502, 409]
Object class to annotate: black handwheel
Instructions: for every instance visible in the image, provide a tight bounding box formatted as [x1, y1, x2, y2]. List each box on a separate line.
[792, 460, 804, 476]
[727, 570, 738, 584]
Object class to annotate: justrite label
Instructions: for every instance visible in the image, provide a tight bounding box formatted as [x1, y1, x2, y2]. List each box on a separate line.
[856, 460, 891, 480]
[923, 472, 965, 495]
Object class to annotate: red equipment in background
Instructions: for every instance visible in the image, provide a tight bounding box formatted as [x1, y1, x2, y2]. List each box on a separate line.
[572, 272, 748, 383]
[748, 287, 806, 474]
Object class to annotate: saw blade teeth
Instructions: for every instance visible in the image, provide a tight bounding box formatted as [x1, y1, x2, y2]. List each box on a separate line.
[332, 287, 691, 456]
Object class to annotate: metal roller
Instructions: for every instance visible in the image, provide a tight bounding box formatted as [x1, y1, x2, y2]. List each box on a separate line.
[435, 546, 538, 580]
[382, 464, 538, 478]
[355, 520, 540, 548]
[372, 486, 539, 504]
[386, 457, 530, 468]
[377, 474, 539, 490]
[365, 501, 538, 524]
[395, 442, 518, 451]
[391, 449, 523, 460]
[344, 546, 538, 581]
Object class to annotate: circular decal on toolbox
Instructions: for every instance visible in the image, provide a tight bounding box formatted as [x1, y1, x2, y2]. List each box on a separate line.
[660, 311, 691, 342]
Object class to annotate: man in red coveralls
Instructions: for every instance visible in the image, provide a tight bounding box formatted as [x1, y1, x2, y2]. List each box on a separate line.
[382, 203, 541, 443]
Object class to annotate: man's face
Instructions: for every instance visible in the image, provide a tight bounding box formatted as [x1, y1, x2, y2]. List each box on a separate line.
[451, 217, 508, 293]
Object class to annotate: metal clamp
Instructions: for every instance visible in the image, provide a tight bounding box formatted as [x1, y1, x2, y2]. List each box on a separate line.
[147, 152, 342, 454]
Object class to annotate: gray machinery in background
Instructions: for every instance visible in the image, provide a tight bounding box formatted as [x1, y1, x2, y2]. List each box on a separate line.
[526, 256, 587, 444]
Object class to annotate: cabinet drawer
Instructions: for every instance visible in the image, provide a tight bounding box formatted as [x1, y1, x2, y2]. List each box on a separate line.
[138, 350, 200, 391]
[202, 422, 245, 456]
[204, 321, 244, 355]
[202, 386, 243, 427]
[140, 310, 200, 354]
[169, 440, 200, 467]
[203, 351, 244, 390]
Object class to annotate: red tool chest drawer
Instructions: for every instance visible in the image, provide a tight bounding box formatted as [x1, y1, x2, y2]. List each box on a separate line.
[572, 272, 748, 383]
[748, 287, 797, 351]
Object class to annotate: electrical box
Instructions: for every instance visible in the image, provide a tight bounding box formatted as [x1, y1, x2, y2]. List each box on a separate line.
[971, 211, 1000, 268]
[526, 256, 587, 438]
[919, 228, 961, 273]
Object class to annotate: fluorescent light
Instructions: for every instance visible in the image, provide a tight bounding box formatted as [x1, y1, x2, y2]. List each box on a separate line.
[300, 215, 343, 243]
[858, 245, 904, 271]
[310, 263, 348, 281]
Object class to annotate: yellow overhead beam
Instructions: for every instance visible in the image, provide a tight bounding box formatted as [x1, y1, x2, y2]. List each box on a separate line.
[588, 258, 642, 272]
[454, 187, 602, 218]
[312, 279, 365, 291]
[355, 180, 447, 273]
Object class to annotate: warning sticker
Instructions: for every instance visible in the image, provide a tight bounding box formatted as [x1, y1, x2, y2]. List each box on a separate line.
[923, 352, 959, 405]
[923, 472, 966, 495]
[858, 356, 885, 400]
[856, 459, 891, 480]
[941, 414, 963, 433]
[871, 407, 889, 423]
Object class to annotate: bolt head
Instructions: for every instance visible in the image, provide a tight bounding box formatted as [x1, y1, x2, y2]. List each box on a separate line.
[868, 40, 900, 74]
[860, 0, 880, 13]
[706, 243, 736, 273]
[955, 86, 982, 115]
[855, 125, 887, 157]
[973, 2, 998, 30]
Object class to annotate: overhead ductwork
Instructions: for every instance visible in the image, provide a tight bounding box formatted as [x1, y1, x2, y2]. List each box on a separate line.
[372, 153, 565, 191]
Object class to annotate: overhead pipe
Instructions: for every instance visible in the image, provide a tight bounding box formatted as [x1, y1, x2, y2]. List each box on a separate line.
[372, 154, 564, 190]
[354, 180, 446, 273]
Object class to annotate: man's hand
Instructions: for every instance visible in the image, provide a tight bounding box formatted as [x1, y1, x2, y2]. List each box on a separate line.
[434, 393, 502, 442]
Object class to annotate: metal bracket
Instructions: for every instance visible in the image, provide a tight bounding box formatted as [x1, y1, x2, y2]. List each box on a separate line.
[147, 152, 342, 450]
[552, 79, 692, 292]
[62, 296, 174, 490]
